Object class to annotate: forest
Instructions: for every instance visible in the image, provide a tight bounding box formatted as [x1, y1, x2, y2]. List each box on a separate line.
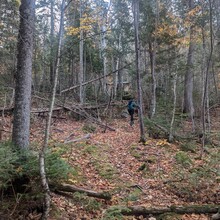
[0, 0, 220, 219]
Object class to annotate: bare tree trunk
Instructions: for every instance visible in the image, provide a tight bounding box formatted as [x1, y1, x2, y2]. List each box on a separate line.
[101, 22, 108, 95]
[149, 0, 159, 119]
[183, 0, 195, 131]
[148, 41, 156, 119]
[201, 0, 213, 158]
[169, 72, 177, 142]
[39, 0, 65, 219]
[79, 0, 84, 104]
[50, 0, 55, 87]
[12, 0, 35, 149]
[40, 23, 47, 92]
[133, 0, 146, 143]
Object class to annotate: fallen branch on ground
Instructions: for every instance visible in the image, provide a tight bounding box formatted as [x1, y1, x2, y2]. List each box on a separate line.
[50, 183, 112, 200]
[106, 205, 220, 217]
[61, 104, 116, 131]
[64, 133, 91, 144]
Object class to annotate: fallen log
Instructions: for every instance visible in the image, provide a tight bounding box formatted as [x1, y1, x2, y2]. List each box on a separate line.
[50, 183, 112, 200]
[31, 107, 63, 113]
[106, 204, 220, 217]
[64, 133, 91, 144]
[0, 107, 14, 114]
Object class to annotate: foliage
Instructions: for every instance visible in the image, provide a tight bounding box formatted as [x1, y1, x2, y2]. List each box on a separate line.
[0, 142, 19, 188]
[72, 192, 101, 211]
[0, 142, 76, 190]
[168, 151, 219, 202]
[103, 206, 125, 220]
[45, 149, 77, 183]
[174, 151, 192, 168]
[180, 141, 197, 153]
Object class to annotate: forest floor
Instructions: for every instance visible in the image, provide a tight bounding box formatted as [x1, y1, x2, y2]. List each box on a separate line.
[1, 111, 220, 220]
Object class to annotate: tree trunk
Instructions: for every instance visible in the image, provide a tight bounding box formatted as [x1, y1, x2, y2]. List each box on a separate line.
[148, 41, 156, 119]
[133, 0, 146, 143]
[107, 204, 220, 217]
[12, 0, 35, 149]
[39, 0, 65, 219]
[50, 0, 55, 87]
[79, 0, 84, 104]
[101, 21, 108, 95]
[183, 0, 195, 131]
[50, 183, 112, 200]
[169, 72, 177, 142]
[201, 0, 214, 158]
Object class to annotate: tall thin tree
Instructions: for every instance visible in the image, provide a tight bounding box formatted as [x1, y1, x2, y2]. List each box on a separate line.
[133, 0, 146, 143]
[183, 0, 195, 131]
[201, 0, 214, 158]
[39, 0, 65, 219]
[12, 0, 35, 149]
[79, 0, 84, 104]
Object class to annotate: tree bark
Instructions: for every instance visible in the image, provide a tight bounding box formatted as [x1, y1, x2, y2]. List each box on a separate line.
[148, 41, 157, 119]
[107, 205, 220, 217]
[12, 0, 35, 149]
[50, 0, 55, 87]
[39, 0, 65, 219]
[169, 72, 177, 142]
[183, 0, 195, 131]
[133, 0, 146, 143]
[79, 0, 84, 104]
[50, 183, 112, 200]
[201, 0, 214, 158]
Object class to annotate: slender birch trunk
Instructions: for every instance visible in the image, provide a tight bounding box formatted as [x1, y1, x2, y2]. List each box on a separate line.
[50, 0, 55, 87]
[39, 0, 65, 219]
[149, 41, 156, 119]
[101, 23, 108, 94]
[169, 72, 177, 142]
[149, 0, 159, 119]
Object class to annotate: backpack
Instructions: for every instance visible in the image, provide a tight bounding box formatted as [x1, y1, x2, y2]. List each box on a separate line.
[127, 100, 134, 110]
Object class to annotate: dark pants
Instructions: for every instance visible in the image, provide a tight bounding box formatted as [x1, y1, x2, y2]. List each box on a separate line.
[128, 109, 134, 124]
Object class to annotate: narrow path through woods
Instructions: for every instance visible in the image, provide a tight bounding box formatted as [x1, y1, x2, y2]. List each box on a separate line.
[49, 118, 216, 208]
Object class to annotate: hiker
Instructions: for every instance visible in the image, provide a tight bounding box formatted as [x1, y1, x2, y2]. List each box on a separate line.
[127, 99, 139, 126]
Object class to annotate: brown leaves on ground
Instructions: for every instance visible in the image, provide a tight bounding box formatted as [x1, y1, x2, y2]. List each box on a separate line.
[1, 116, 219, 219]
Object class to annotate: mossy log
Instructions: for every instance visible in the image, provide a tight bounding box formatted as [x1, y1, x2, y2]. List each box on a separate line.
[108, 204, 220, 217]
[50, 183, 112, 200]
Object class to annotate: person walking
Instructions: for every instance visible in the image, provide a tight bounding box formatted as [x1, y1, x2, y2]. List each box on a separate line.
[127, 99, 139, 126]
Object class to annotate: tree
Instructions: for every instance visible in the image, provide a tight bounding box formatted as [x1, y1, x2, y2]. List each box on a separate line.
[183, 0, 195, 130]
[39, 0, 66, 218]
[12, 0, 35, 149]
[0, 0, 19, 88]
[79, 0, 85, 104]
[133, 0, 146, 143]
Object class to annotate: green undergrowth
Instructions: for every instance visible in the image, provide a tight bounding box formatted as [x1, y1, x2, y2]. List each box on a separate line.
[72, 192, 102, 211]
[0, 141, 77, 218]
[82, 144, 119, 180]
[167, 147, 220, 202]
